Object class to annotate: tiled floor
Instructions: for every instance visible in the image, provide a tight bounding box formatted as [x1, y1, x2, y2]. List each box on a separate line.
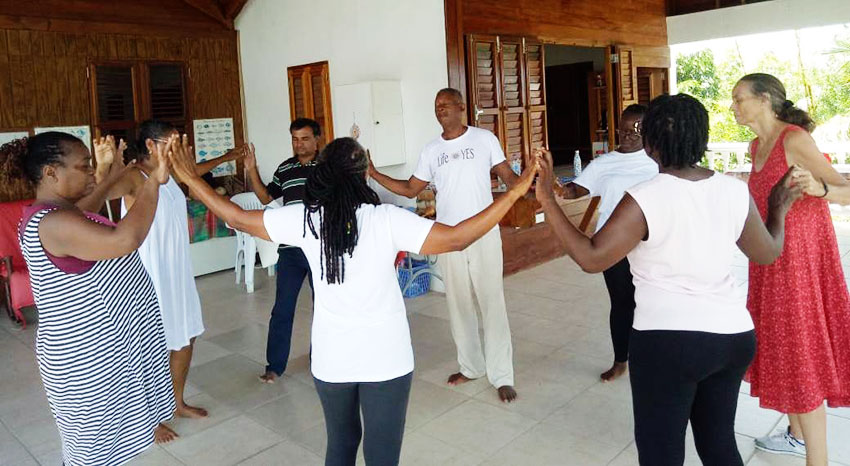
[3, 226, 850, 466]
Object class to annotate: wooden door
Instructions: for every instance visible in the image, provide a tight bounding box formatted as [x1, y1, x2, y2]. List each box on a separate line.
[465, 34, 548, 172]
[287, 61, 333, 147]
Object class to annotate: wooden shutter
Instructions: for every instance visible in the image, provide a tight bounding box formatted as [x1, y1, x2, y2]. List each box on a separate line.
[148, 63, 189, 136]
[614, 46, 638, 116]
[466, 35, 547, 171]
[524, 39, 548, 153]
[90, 63, 138, 143]
[499, 37, 527, 168]
[466, 35, 502, 138]
[287, 61, 334, 147]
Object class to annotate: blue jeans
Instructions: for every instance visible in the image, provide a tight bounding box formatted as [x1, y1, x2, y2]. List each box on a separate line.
[265, 247, 312, 375]
[314, 372, 413, 466]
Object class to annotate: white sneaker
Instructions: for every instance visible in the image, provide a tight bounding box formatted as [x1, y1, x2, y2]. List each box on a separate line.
[755, 426, 807, 458]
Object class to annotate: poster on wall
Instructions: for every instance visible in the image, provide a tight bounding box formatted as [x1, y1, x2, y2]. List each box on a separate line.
[0, 131, 30, 147]
[34, 125, 92, 152]
[193, 118, 236, 177]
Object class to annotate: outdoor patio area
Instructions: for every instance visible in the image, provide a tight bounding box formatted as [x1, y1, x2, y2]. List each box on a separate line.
[2, 222, 850, 466]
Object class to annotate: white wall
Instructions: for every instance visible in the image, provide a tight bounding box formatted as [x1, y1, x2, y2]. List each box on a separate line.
[235, 0, 448, 206]
[544, 45, 605, 71]
[667, 0, 850, 45]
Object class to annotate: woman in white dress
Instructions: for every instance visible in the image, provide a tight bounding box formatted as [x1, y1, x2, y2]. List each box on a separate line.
[97, 120, 247, 438]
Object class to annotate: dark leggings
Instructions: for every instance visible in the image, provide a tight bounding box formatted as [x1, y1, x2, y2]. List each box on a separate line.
[629, 329, 755, 466]
[314, 372, 413, 466]
[602, 257, 636, 362]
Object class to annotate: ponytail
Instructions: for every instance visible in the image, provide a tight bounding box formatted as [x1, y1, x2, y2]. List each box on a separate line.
[303, 137, 380, 284]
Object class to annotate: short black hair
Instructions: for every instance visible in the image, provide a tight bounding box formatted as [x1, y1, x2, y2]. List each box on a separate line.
[622, 104, 647, 120]
[642, 94, 708, 169]
[134, 119, 175, 161]
[290, 118, 321, 137]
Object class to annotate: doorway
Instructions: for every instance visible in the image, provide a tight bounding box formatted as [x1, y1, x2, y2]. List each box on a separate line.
[543, 45, 608, 171]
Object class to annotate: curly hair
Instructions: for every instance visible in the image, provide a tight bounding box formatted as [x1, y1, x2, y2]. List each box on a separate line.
[0, 131, 83, 185]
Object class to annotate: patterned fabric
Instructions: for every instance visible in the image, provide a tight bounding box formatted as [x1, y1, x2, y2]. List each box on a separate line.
[19, 205, 175, 466]
[187, 199, 234, 243]
[746, 125, 850, 413]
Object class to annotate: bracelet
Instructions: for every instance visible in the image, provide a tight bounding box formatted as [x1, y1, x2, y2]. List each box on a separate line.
[818, 180, 829, 198]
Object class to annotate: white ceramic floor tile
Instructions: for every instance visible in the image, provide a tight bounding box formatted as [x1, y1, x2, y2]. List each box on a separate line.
[237, 440, 322, 466]
[418, 400, 537, 457]
[163, 415, 282, 466]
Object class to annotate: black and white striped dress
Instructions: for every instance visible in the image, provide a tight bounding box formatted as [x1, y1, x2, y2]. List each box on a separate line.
[19, 205, 175, 466]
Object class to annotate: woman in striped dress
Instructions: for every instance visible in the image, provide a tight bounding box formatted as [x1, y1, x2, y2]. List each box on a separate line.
[2, 131, 176, 465]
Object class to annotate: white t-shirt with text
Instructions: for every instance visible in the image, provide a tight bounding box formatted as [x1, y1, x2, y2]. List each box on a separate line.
[413, 126, 506, 226]
[263, 204, 435, 383]
[573, 149, 658, 233]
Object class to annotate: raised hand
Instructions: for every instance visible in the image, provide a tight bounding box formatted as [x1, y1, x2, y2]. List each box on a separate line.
[514, 151, 540, 195]
[167, 134, 198, 183]
[533, 148, 557, 204]
[150, 135, 173, 185]
[770, 165, 804, 214]
[243, 143, 257, 171]
[117, 138, 127, 162]
[225, 144, 249, 162]
[93, 135, 117, 167]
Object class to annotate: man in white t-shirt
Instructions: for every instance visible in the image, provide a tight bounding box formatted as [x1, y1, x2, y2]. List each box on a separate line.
[560, 104, 658, 382]
[369, 88, 520, 402]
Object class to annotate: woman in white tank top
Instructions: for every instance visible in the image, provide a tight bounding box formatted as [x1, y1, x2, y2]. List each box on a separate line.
[535, 94, 802, 465]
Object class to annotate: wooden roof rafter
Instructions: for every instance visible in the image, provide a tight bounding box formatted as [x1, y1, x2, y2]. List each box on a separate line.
[180, 0, 250, 30]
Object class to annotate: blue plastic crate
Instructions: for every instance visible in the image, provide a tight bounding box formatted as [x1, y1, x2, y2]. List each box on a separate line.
[397, 263, 431, 298]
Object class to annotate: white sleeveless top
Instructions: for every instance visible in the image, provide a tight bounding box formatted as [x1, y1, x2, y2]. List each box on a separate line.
[626, 173, 753, 334]
[122, 175, 204, 350]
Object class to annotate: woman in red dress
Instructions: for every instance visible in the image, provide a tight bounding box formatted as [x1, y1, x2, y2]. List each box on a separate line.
[733, 73, 850, 466]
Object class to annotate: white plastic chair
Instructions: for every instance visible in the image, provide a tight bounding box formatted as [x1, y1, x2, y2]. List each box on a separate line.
[228, 192, 277, 293]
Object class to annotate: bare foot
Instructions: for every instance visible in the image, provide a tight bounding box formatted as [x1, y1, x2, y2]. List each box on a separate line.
[176, 403, 208, 419]
[498, 386, 517, 403]
[154, 423, 178, 444]
[259, 371, 278, 384]
[600, 361, 627, 382]
[447, 372, 472, 386]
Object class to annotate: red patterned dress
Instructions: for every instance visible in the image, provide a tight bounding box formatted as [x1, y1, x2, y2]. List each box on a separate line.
[747, 124, 850, 413]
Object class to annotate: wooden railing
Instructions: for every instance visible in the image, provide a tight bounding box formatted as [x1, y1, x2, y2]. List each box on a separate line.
[704, 142, 850, 174]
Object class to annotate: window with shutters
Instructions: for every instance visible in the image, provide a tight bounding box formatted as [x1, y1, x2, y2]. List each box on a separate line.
[466, 35, 548, 175]
[91, 64, 138, 146]
[89, 61, 190, 150]
[287, 61, 334, 148]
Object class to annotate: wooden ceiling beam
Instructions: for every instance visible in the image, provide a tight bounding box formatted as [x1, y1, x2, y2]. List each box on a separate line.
[222, 0, 250, 21]
[182, 0, 233, 29]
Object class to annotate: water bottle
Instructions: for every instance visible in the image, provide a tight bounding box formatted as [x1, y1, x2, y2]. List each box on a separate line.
[573, 150, 582, 176]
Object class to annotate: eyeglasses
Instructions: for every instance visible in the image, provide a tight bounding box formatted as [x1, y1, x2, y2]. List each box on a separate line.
[616, 121, 642, 138]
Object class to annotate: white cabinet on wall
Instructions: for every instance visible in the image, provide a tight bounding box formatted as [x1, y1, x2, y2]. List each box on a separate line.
[333, 81, 406, 168]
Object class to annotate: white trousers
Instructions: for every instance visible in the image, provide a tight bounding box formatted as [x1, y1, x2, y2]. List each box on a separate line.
[440, 228, 514, 387]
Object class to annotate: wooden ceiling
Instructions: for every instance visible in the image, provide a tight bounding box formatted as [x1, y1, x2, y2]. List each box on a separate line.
[667, 0, 773, 16]
[0, 0, 250, 37]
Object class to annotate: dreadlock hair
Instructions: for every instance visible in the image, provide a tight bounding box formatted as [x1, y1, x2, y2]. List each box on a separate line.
[0, 131, 84, 186]
[737, 73, 815, 133]
[131, 119, 175, 162]
[303, 137, 380, 284]
[641, 93, 709, 169]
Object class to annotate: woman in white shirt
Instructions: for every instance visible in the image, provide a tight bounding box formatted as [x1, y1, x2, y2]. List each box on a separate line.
[167, 136, 538, 466]
[536, 94, 801, 465]
[560, 104, 658, 382]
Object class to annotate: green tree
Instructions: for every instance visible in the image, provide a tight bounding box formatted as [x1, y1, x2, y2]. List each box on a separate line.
[676, 50, 720, 102]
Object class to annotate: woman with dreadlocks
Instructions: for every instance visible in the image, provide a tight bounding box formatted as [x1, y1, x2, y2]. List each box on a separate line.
[535, 94, 802, 465]
[166, 135, 538, 465]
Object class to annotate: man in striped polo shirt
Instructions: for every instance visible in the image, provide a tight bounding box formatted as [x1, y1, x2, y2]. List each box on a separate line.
[244, 117, 319, 383]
